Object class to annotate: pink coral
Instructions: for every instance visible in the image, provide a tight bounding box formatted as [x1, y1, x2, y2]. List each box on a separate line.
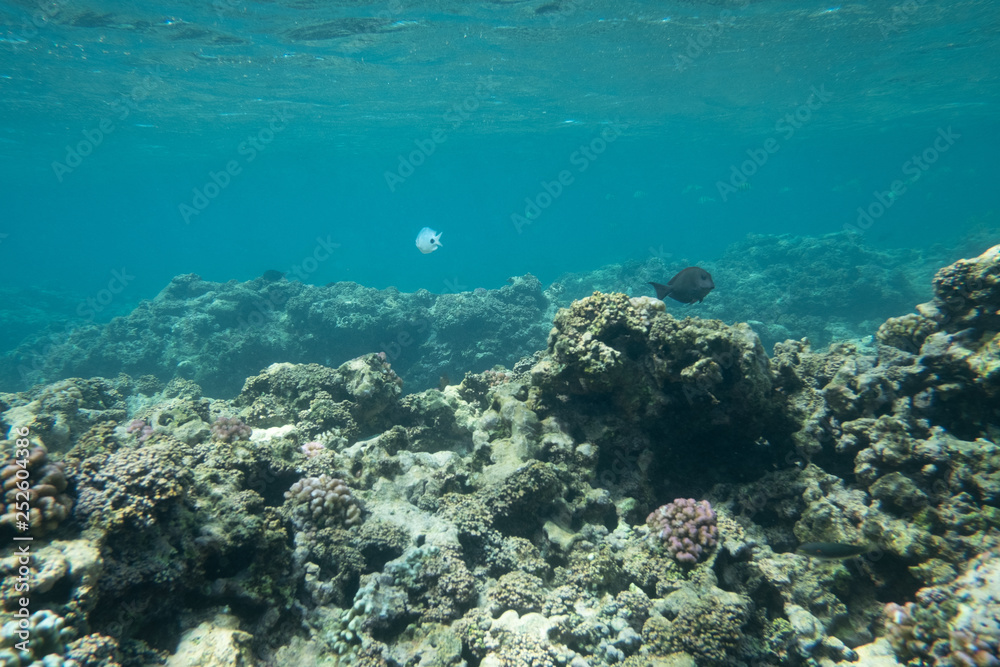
[210, 416, 252, 443]
[126, 419, 155, 444]
[647, 498, 719, 564]
[300, 441, 325, 458]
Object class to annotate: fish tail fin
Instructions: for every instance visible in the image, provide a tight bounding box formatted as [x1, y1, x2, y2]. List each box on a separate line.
[649, 282, 670, 300]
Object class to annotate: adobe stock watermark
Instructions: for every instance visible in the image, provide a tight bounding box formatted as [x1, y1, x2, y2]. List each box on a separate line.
[510, 121, 628, 233]
[383, 75, 500, 192]
[51, 66, 165, 182]
[15, 266, 136, 386]
[715, 84, 832, 201]
[877, 0, 929, 39]
[845, 126, 959, 234]
[76, 268, 135, 320]
[648, 245, 674, 264]
[673, 0, 750, 73]
[237, 235, 340, 330]
[179, 106, 293, 224]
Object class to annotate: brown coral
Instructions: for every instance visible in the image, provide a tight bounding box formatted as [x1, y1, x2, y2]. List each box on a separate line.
[876, 313, 939, 353]
[74, 440, 192, 529]
[1, 441, 72, 537]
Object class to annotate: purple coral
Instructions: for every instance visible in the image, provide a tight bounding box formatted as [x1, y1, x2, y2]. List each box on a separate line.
[210, 416, 252, 443]
[647, 498, 719, 564]
[300, 441, 325, 458]
[126, 418, 155, 444]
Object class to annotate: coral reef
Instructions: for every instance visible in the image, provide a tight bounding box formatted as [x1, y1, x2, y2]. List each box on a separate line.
[300, 440, 324, 458]
[0, 244, 996, 667]
[533, 290, 775, 438]
[552, 231, 934, 351]
[284, 475, 362, 532]
[0, 273, 551, 396]
[884, 549, 1000, 667]
[210, 415, 252, 442]
[1, 442, 73, 537]
[235, 357, 403, 438]
[0, 609, 76, 666]
[646, 499, 718, 564]
[876, 312, 939, 353]
[124, 418, 154, 443]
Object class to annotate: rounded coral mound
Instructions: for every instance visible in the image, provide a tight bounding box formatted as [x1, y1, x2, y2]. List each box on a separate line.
[647, 498, 718, 564]
[876, 313, 939, 353]
[284, 475, 362, 532]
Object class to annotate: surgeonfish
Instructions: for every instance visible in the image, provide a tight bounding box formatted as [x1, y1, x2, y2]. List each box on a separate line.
[649, 267, 715, 304]
[415, 227, 443, 254]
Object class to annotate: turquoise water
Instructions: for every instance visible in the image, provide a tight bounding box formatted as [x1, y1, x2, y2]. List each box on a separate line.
[1, 0, 997, 335]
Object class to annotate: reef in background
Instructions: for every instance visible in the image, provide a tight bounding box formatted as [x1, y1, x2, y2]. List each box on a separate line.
[553, 231, 938, 352]
[0, 232, 958, 397]
[0, 244, 997, 667]
[0, 273, 551, 398]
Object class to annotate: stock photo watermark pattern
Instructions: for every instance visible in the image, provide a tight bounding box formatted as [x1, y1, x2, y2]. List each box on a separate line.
[846, 126, 959, 234]
[384, 75, 500, 192]
[51, 67, 165, 182]
[510, 121, 628, 233]
[716, 84, 833, 201]
[179, 106, 293, 224]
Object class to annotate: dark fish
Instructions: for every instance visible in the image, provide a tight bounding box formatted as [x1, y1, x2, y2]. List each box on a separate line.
[649, 267, 715, 304]
[797, 542, 869, 560]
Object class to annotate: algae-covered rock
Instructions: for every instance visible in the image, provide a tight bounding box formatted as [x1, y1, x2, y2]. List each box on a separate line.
[532, 291, 776, 451]
[643, 585, 750, 663]
[236, 357, 401, 436]
[1, 377, 128, 453]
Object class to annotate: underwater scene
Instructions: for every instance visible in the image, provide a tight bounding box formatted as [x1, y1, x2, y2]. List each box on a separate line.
[1, 0, 1000, 665]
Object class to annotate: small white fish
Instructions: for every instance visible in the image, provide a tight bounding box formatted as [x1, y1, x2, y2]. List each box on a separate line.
[415, 227, 442, 254]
